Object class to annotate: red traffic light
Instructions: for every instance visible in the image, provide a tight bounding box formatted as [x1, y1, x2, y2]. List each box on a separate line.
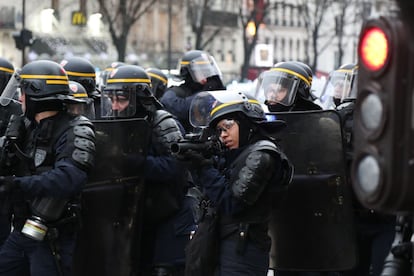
[359, 27, 390, 71]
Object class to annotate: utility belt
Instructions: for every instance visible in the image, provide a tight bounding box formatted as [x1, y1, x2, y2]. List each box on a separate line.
[219, 217, 270, 254]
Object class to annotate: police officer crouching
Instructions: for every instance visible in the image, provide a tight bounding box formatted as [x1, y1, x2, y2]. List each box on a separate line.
[181, 90, 293, 276]
[0, 60, 96, 276]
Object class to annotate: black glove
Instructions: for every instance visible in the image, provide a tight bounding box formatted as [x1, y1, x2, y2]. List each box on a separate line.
[176, 149, 213, 170]
[0, 176, 15, 194]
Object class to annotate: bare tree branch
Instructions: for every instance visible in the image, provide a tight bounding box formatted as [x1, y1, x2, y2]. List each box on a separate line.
[96, 0, 157, 61]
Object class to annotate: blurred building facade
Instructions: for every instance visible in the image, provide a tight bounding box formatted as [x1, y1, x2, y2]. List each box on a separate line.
[0, 0, 399, 82]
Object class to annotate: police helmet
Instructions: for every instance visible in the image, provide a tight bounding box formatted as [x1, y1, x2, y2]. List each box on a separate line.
[19, 60, 71, 119]
[146, 67, 168, 99]
[99, 61, 126, 88]
[102, 65, 152, 118]
[255, 61, 313, 108]
[291, 61, 313, 88]
[0, 57, 14, 93]
[190, 90, 285, 145]
[60, 57, 97, 95]
[190, 90, 279, 127]
[178, 50, 222, 84]
[319, 63, 358, 109]
[67, 80, 95, 119]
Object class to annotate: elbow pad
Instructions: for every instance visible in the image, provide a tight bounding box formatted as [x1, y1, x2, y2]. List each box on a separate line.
[231, 150, 276, 205]
[64, 116, 96, 171]
[152, 110, 183, 154]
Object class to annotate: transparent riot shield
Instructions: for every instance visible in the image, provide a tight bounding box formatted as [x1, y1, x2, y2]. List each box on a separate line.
[0, 71, 23, 136]
[72, 118, 150, 276]
[268, 110, 357, 271]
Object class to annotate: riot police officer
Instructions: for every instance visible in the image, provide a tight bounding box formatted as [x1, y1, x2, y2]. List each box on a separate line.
[321, 63, 395, 276]
[181, 90, 293, 276]
[0, 57, 22, 249]
[257, 62, 352, 276]
[102, 65, 195, 275]
[160, 50, 225, 133]
[0, 60, 96, 276]
[60, 56, 103, 119]
[146, 67, 169, 100]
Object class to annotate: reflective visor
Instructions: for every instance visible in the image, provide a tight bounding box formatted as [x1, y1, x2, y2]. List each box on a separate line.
[189, 90, 260, 128]
[255, 70, 300, 107]
[185, 54, 222, 83]
[101, 88, 136, 118]
[319, 69, 357, 109]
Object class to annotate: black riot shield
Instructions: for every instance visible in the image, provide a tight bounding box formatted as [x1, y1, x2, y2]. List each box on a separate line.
[72, 118, 150, 276]
[268, 110, 357, 271]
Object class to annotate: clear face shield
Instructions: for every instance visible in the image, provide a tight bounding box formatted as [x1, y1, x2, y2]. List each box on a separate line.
[189, 90, 248, 128]
[101, 88, 136, 118]
[66, 98, 95, 119]
[255, 70, 299, 107]
[319, 70, 357, 109]
[0, 71, 22, 107]
[185, 54, 222, 84]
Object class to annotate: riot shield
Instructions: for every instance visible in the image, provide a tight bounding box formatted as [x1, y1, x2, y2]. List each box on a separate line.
[72, 118, 150, 276]
[268, 110, 357, 271]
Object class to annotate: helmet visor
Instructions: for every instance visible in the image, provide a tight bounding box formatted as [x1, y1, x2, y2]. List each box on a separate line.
[255, 70, 299, 107]
[189, 90, 258, 128]
[101, 88, 136, 118]
[187, 55, 222, 83]
[0, 71, 21, 106]
[66, 98, 95, 119]
[319, 69, 356, 109]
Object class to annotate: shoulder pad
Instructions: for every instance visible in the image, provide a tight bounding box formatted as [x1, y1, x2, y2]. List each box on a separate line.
[152, 110, 174, 126]
[252, 140, 278, 152]
[70, 115, 95, 129]
[250, 140, 294, 187]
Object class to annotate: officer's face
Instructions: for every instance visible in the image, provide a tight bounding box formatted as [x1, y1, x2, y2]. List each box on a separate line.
[110, 95, 129, 112]
[265, 83, 288, 105]
[216, 119, 239, 149]
[19, 91, 26, 113]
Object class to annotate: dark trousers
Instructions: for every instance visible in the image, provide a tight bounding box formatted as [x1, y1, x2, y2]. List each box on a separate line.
[140, 196, 195, 275]
[0, 214, 11, 248]
[341, 216, 395, 276]
[0, 231, 75, 276]
[217, 238, 269, 276]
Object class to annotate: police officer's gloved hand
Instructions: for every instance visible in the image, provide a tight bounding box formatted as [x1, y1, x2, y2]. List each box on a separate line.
[177, 149, 213, 170]
[0, 176, 16, 194]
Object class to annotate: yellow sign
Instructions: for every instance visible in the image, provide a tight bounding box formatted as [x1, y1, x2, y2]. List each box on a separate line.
[72, 11, 86, 26]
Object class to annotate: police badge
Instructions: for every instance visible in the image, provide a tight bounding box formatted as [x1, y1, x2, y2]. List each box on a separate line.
[34, 149, 47, 167]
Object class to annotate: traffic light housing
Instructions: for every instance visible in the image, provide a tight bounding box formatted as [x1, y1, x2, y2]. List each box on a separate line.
[12, 29, 33, 50]
[351, 16, 414, 212]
